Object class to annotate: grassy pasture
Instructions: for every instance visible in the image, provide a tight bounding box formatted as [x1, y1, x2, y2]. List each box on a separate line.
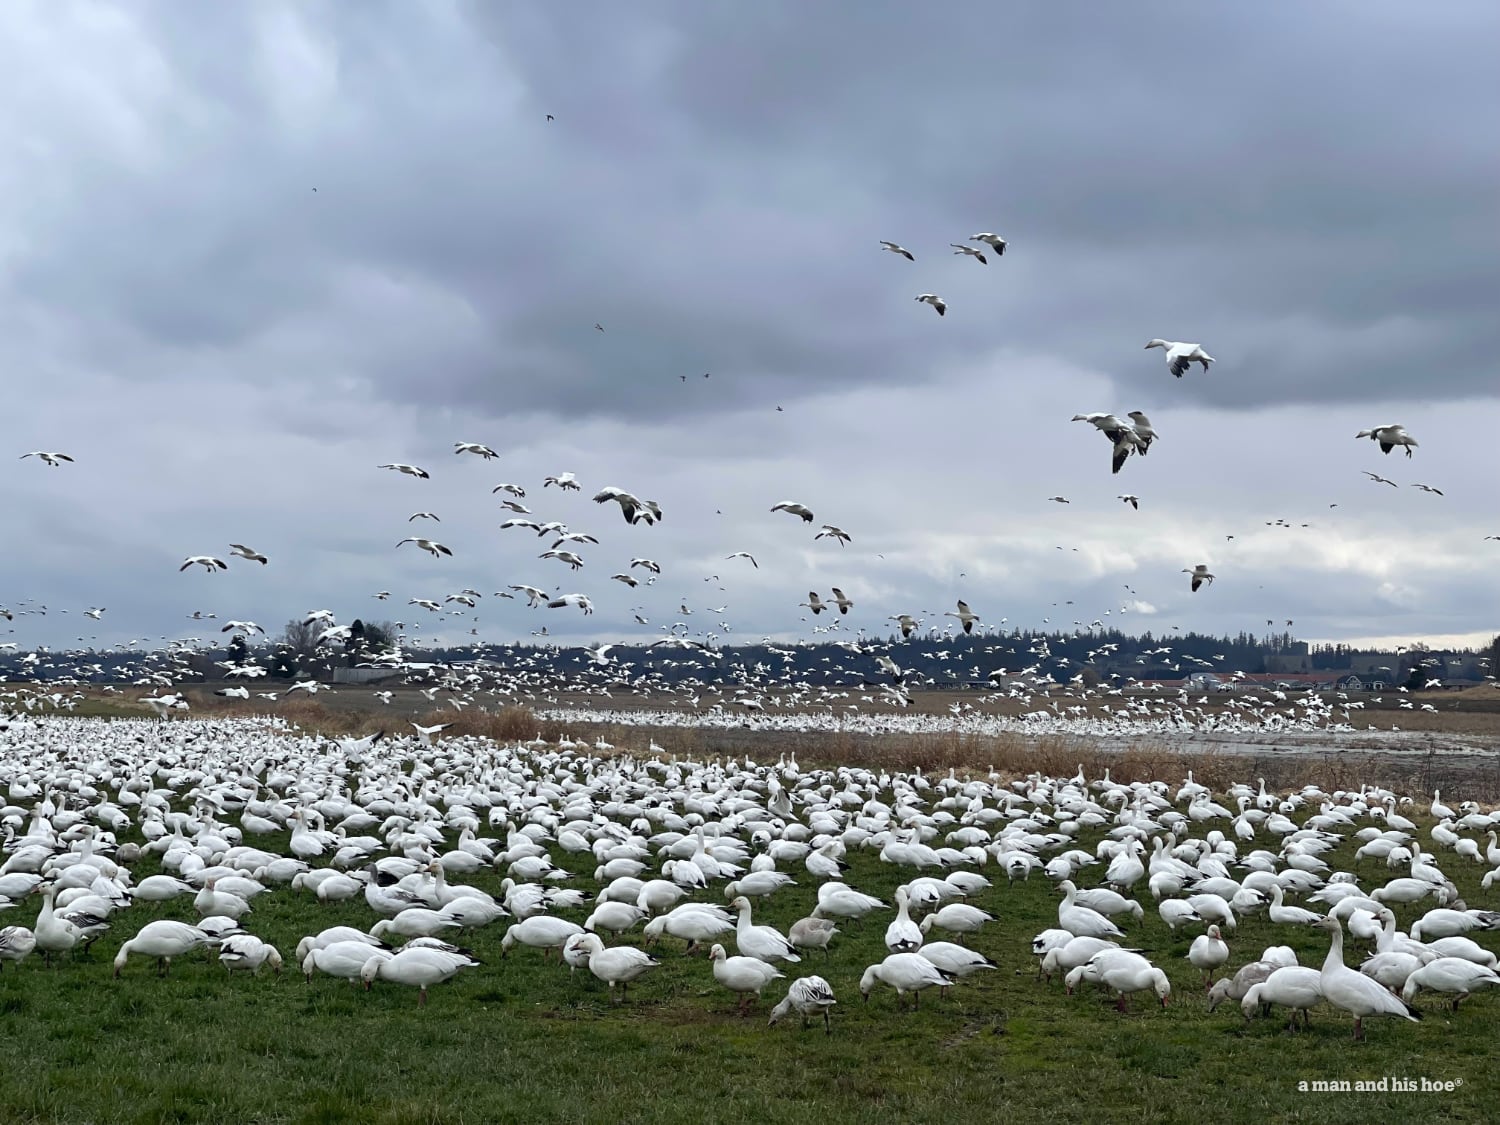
[2, 775, 1498, 1124]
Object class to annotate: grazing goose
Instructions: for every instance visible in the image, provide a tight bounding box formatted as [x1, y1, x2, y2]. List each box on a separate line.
[1314, 915, 1422, 1039]
[918, 902, 994, 942]
[768, 976, 837, 1033]
[113, 920, 216, 977]
[1355, 424, 1418, 458]
[915, 294, 947, 316]
[812, 884, 886, 924]
[1400, 957, 1500, 1011]
[1144, 339, 1214, 377]
[710, 943, 784, 1013]
[1241, 967, 1323, 1030]
[0, 925, 37, 970]
[918, 942, 997, 996]
[1071, 950, 1171, 1011]
[501, 916, 584, 959]
[361, 947, 477, 1006]
[218, 934, 283, 976]
[859, 953, 954, 1009]
[566, 933, 659, 1002]
[303, 941, 394, 983]
[642, 905, 734, 954]
[1056, 881, 1124, 939]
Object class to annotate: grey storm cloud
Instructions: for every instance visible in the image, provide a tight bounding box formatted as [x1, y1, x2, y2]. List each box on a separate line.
[1, 2, 1497, 654]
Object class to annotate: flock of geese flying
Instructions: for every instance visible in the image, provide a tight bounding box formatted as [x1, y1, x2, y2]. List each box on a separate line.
[0, 715, 1497, 1044]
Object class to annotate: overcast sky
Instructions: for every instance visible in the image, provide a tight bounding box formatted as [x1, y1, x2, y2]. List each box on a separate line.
[2, 1, 1497, 658]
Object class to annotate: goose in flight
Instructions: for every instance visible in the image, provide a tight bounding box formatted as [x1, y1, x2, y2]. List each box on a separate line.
[396, 538, 453, 558]
[84, 607, 105, 620]
[800, 592, 827, 615]
[879, 241, 915, 261]
[1144, 339, 1215, 378]
[725, 552, 758, 568]
[498, 500, 530, 514]
[771, 501, 815, 523]
[945, 600, 980, 635]
[544, 472, 581, 491]
[1362, 471, 1398, 488]
[20, 452, 73, 467]
[1126, 411, 1156, 453]
[815, 525, 851, 546]
[630, 558, 661, 574]
[500, 518, 543, 533]
[547, 594, 594, 615]
[1356, 424, 1418, 458]
[1118, 494, 1139, 510]
[408, 512, 441, 522]
[610, 573, 639, 587]
[970, 232, 1007, 256]
[378, 463, 430, 479]
[492, 483, 526, 498]
[1182, 565, 1215, 593]
[408, 598, 442, 612]
[180, 556, 228, 573]
[539, 549, 584, 570]
[830, 587, 854, 615]
[228, 544, 268, 564]
[1048, 496, 1070, 504]
[1110, 429, 1145, 474]
[1411, 483, 1443, 496]
[889, 614, 919, 640]
[916, 294, 946, 317]
[453, 442, 498, 459]
[220, 620, 264, 635]
[950, 243, 987, 264]
[509, 585, 548, 607]
[593, 487, 662, 525]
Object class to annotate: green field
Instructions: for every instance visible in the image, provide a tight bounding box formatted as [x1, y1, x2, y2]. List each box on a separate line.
[1, 793, 1496, 1124]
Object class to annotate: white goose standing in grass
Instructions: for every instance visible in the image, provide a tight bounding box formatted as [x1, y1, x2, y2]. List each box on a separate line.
[919, 902, 994, 942]
[34, 885, 80, 965]
[885, 887, 923, 952]
[1400, 957, 1500, 1011]
[1056, 881, 1124, 939]
[1315, 915, 1422, 1040]
[730, 896, 801, 964]
[859, 952, 954, 1009]
[1187, 924, 1229, 988]
[567, 933, 659, 1002]
[1144, 339, 1214, 377]
[218, 934, 283, 976]
[768, 976, 837, 1033]
[501, 916, 584, 959]
[711, 943, 784, 1013]
[302, 941, 394, 984]
[112, 920, 216, 977]
[360, 946, 477, 1007]
[0, 925, 37, 970]
[918, 942, 997, 997]
[1241, 966, 1323, 1030]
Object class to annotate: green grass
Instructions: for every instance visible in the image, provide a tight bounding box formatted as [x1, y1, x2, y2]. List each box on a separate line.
[2, 812, 1497, 1124]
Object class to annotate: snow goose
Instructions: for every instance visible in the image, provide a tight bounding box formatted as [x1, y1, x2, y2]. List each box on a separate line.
[770, 501, 815, 523]
[1206, 960, 1279, 1012]
[0, 925, 37, 970]
[915, 294, 947, 316]
[302, 941, 393, 984]
[1314, 915, 1421, 1039]
[1181, 565, 1214, 593]
[919, 942, 996, 996]
[642, 904, 734, 954]
[1071, 950, 1171, 1011]
[788, 917, 839, 957]
[34, 885, 81, 964]
[396, 537, 453, 558]
[769, 975, 838, 1032]
[950, 243, 987, 264]
[859, 952, 954, 1009]
[113, 920, 215, 977]
[218, 934, 282, 976]
[19, 451, 74, 467]
[878, 241, 915, 261]
[919, 903, 994, 942]
[711, 943, 784, 1012]
[1057, 880, 1124, 939]
[584, 901, 646, 935]
[361, 947, 477, 1006]
[1241, 967, 1323, 1030]
[378, 463, 430, 478]
[1188, 925, 1230, 988]
[568, 933, 659, 1002]
[501, 916, 584, 959]
[884, 887, 923, 952]
[179, 556, 228, 573]
[1355, 424, 1418, 458]
[971, 232, 1007, 255]
[730, 896, 800, 964]
[1400, 957, 1500, 1011]
[812, 884, 886, 924]
[1144, 339, 1214, 378]
[1268, 884, 1322, 926]
[453, 442, 498, 459]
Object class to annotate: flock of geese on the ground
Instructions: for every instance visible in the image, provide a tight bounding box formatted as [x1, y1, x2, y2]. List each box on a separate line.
[1, 716, 1498, 1040]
